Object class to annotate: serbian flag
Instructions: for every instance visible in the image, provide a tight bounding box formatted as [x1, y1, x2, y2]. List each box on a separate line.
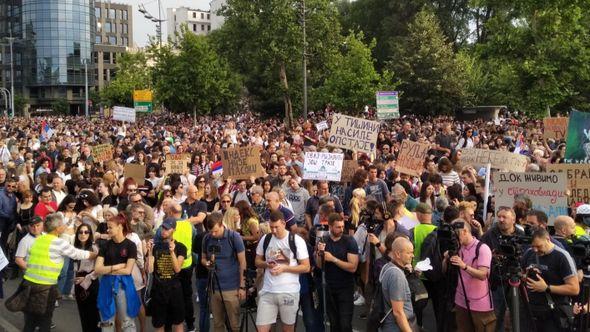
[40, 120, 54, 141]
[513, 133, 524, 154]
[211, 161, 223, 177]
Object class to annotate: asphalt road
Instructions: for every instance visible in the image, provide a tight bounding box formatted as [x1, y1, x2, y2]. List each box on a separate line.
[0, 276, 437, 332]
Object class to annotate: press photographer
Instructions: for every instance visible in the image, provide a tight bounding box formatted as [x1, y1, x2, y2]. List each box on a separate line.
[315, 213, 359, 332]
[201, 212, 247, 332]
[520, 228, 579, 331]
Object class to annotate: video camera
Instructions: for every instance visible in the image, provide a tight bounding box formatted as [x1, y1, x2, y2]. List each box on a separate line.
[359, 209, 383, 234]
[572, 239, 590, 269]
[437, 222, 464, 256]
[494, 225, 533, 281]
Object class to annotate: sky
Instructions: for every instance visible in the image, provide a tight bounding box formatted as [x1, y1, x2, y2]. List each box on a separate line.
[119, 0, 211, 47]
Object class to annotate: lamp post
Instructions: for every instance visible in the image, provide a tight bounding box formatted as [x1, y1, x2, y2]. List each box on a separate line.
[6, 35, 15, 118]
[139, 1, 164, 47]
[301, 0, 308, 120]
[84, 58, 89, 117]
[0, 88, 10, 116]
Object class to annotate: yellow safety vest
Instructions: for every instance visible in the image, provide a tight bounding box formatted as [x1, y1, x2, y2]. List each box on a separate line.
[24, 234, 63, 285]
[174, 220, 193, 269]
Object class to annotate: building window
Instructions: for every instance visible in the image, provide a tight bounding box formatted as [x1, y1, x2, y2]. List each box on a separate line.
[201, 12, 204, 19]
[103, 52, 111, 64]
[109, 9, 115, 18]
[95, 7, 101, 18]
[123, 10, 128, 20]
[105, 22, 112, 33]
[95, 35, 102, 43]
[201, 24, 205, 31]
[122, 24, 128, 34]
[193, 12, 196, 18]
[109, 36, 117, 45]
[207, 13, 210, 19]
[122, 37, 128, 46]
[103, 69, 108, 81]
[208, 25, 211, 31]
[117, 9, 122, 19]
[193, 24, 197, 32]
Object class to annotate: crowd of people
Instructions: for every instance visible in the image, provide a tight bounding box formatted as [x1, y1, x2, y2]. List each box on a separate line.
[0, 109, 588, 332]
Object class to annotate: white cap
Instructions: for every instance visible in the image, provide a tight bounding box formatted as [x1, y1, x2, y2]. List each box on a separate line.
[577, 204, 590, 215]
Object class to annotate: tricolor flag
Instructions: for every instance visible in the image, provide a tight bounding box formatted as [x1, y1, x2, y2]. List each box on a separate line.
[40, 120, 54, 141]
[513, 133, 524, 154]
[211, 161, 223, 177]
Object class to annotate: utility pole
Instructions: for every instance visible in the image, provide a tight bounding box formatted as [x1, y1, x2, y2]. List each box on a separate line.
[302, 0, 308, 120]
[7, 34, 15, 118]
[84, 59, 89, 117]
[139, 2, 164, 47]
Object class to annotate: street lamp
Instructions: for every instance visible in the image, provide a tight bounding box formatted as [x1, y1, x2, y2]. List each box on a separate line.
[139, 2, 164, 47]
[84, 58, 89, 117]
[6, 35, 15, 118]
[0, 88, 10, 116]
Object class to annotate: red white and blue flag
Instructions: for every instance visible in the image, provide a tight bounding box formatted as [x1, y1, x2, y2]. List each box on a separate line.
[211, 161, 223, 177]
[513, 133, 524, 154]
[40, 120, 54, 141]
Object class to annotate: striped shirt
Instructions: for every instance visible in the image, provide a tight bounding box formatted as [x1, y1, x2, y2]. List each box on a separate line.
[441, 171, 461, 188]
[28, 236, 91, 266]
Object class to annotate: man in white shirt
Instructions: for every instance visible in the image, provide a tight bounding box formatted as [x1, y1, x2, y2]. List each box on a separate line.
[255, 210, 310, 332]
[14, 216, 44, 270]
[51, 176, 67, 206]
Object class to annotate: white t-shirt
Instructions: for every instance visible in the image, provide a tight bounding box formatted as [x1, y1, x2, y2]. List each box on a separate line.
[16, 233, 39, 261]
[256, 233, 309, 294]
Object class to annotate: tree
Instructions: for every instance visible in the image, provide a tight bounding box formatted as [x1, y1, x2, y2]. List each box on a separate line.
[100, 52, 151, 107]
[150, 26, 241, 115]
[388, 9, 468, 115]
[51, 98, 69, 115]
[313, 32, 398, 112]
[213, 0, 343, 127]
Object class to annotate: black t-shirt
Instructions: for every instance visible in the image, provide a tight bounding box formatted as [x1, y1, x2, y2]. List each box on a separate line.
[201, 198, 219, 213]
[153, 242, 187, 283]
[98, 238, 138, 266]
[322, 235, 359, 289]
[521, 247, 575, 307]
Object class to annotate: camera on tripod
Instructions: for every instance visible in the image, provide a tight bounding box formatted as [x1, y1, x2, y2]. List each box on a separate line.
[572, 239, 590, 268]
[437, 221, 464, 256]
[241, 269, 258, 310]
[494, 226, 533, 281]
[359, 210, 383, 234]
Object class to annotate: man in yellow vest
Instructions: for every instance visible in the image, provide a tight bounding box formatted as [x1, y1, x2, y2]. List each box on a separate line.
[169, 202, 200, 332]
[22, 213, 96, 332]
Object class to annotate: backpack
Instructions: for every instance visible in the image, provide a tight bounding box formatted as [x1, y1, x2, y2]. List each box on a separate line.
[419, 232, 445, 282]
[203, 229, 240, 261]
[367, 263, 395, 332]
[262, 233, 298, 261]
[405, 269, 429, 314]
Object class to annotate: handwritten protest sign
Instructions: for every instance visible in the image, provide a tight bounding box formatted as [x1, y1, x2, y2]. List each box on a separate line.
[221, 146, 266, 180]
[165, 154, 190, 175]
[543, 117, 568, 140]
[91, 144, 113, 163]
[340, 160, 358, 182]
[124, 164, 146, 186]
[547, 164, 590, 205]
[303, 152, 344, 182]
[112, 106, 136, 123]
[493, 172, 568, 224]
[396, 140, 430, 177]
[328, 113, 380, 155]
[316, 121, 329, 132]
[460, 148, 528, 172]
[565, 110, 590, 164]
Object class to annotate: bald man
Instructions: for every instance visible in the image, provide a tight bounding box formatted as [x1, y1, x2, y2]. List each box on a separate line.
[554, 216, 576, 255]
[379, 237, 416, 332]
[263, 191, 296, 232]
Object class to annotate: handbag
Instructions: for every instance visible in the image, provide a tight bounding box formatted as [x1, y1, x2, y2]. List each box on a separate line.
[5, 282, 31, 312]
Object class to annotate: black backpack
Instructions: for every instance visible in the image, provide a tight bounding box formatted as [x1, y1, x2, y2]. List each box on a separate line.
[419, 232, 445, 282]
[261, 233, 298, 261]
[405, 269, 429, 314]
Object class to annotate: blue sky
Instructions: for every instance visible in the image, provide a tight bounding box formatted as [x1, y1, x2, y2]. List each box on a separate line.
[120, 0, 211, 46]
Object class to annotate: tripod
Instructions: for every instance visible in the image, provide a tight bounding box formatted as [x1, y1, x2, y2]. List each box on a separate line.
[499, 271, 536, 332]
[239, 303, 258, 332]
[320, 252, 330, 332]
[208, 266, 233, 332]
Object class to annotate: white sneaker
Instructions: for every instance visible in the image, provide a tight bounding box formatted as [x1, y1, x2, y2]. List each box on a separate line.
[354, 295, 365, 306]
[54, 300, 59, 307]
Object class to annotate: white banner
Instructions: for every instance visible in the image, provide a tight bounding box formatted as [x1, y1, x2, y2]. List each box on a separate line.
[113, 106, 136, 123]
[303, 152, 344, 182]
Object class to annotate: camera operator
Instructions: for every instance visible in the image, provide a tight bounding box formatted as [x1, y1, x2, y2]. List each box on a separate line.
[443, 219, 495, 332]
[255, 210, 310, 332]
[525, 210, 568, 250]
[553, 216, 576, 255]
[521, 228, 579, 332]
[201, 212, 247, 332]
[480, 206, 524, 331]
[315, 213, 359, 332]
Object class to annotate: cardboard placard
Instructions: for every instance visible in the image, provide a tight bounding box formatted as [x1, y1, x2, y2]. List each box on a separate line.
[124, 164, 146, 186]
[543, 117, 568, 140]
[460, 148, 528, 172]
[221, 146, 266, 180]
[327, 113, 380, 155]
[493, 172, 568, 224]
[547, 164, 590, 205]
[396, 140, 430, 177]
[112, 106, 136, 123]
[340, 160, 358, 183]
[164, 153, 190, 175]
[91, 144, 113, 163]
[303, 152, 344, 182]
[564, 110, 590, 164]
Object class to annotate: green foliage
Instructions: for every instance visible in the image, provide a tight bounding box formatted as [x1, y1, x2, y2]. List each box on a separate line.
[313, 32, 398, 113]
[51, 98, 69, 115]
[100, 52, 151, 107]
[387, 9, 468, 115]
[150, 26, 241, 114]
[13, 94, 28, 116]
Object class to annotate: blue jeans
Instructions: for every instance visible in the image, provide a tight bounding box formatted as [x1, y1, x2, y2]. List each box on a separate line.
[299, 291, 324, 332]
[57, 257, 74, 296]
[100, 285, 136, 332]
[196, 277, 210, 332]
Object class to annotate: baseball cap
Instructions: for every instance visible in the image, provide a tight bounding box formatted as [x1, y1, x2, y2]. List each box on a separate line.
[415, 203, 433, 214]
[577, 204, 590, 215]
[161, 217, 177, 230]
[30, 216, 44, 225]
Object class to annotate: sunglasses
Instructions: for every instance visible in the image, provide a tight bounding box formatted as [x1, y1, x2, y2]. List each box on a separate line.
[198, 180, 206, 183]
[131, 199, 142, 203]
[165, 194, 172, 198]
[5, 185, 16, 189]
[221, 200, 231, 203]
[78, 230, 90, 235]
[128, 188, 137, 192]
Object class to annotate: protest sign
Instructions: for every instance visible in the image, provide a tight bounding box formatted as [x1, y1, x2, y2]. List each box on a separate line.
[376, 91, 400, 120]
[112, 106, 136, 123]
[396, 140, 430, 177]
[221, 146, 266, 180]
[165, 154, 190, 175]
[328, 113, 380, 155]
[303, 152, 344, 182]
[460, 148, 528, 172]
[547, 164, 590, 205]
[316, 121, 329, 132]
[91, 144, 113, 163]
[543, 117, 568, 140]
[124, 164, 146, 186]
[493, 172, 568, 224]
[340, 160, 358, 182]
[565, 110, 590, 163]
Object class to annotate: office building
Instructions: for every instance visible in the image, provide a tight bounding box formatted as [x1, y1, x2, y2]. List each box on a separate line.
[166, 7, 211, 43]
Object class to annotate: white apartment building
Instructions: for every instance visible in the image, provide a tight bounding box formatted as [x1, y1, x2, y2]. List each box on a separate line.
[166, 7, 211, 43]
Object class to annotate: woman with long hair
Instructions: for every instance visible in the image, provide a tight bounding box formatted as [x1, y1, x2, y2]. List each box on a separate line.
[200, 182, 218, 213]
[73, 224, 100, 332]
[95, 214, 140, 332]
[456, 126, 475, 149]
[77, 190, 103, 221]
[96, 180, 118, 208]
[194, 175, 207, 200]
[419, 181, 436, 209]
[190, 154, 202, 176]
[56, 195, 79, 301]
[349, 188, 366, 232]
[343, 168, 368, 217]
[222, 207, 241, 231]
[170, 181, 186, 204]
[262, 180, 272, 196]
